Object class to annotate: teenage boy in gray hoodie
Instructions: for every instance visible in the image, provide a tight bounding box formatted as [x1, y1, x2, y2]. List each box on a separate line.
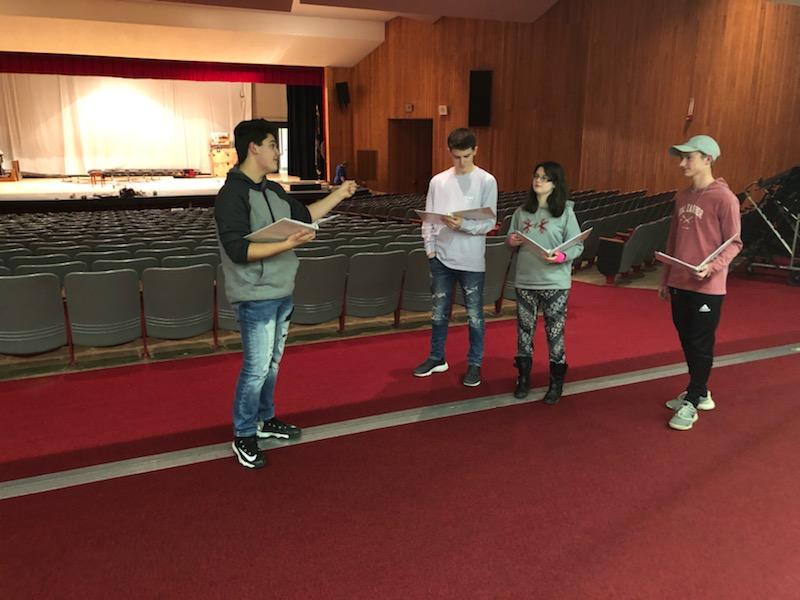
[216, 119, 357, 469]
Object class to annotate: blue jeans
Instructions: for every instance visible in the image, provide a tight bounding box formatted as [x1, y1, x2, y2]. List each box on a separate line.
[232, 296, 293, 437]
[429, 257, 485, 366]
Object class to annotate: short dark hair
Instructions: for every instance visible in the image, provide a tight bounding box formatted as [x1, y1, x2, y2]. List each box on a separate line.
[447, 128, 477, 151]
[233, 119, 278, 165]
[524, 161, 570, 218]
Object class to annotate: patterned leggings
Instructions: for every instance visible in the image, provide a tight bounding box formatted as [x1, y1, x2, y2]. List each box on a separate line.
[515, 288, 569, 363]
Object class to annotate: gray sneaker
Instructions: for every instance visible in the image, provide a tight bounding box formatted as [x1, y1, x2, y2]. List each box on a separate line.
[666, 390, 715, 411]
[462, 365, 481, 387]
[668, 400, 698, 431]
[413, 358, 449, 377]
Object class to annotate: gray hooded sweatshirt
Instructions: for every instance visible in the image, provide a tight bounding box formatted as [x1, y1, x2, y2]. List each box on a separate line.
[215, 167, 312, 303]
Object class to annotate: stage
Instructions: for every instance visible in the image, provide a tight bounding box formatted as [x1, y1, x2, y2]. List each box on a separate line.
[0, 174, 333, 212]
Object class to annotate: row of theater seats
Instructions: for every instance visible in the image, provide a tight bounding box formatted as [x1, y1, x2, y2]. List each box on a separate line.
[595, 216, 672, 283]
[579, 199, 675, 265]
[0, 243, 518, 359]
[335, 189, 609, 221]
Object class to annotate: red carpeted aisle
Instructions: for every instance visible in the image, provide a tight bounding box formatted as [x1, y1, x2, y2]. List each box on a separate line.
[2, 355, 799, 599]
[1, 277, 798, 480]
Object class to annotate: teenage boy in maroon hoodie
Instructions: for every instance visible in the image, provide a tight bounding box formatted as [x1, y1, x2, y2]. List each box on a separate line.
[659, 135, 742, 431]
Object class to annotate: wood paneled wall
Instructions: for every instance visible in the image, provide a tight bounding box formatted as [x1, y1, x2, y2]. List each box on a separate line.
[327, 2, 590, 192]
[324, 67, 354, 183]
[327, 0, 799, 195]
[579, 0, 800, 193]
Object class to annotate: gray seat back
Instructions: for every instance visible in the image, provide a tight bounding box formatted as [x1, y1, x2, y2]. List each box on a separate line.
[294, 246, 332, 257]
[162, 253, 221, 270]
[345, 251, 406, 317]
[401, 248, 432, 312]
[142, 265, 214, 339]
[135, 247, 192, 264]
[92, 257, 159, 279]
[0, 273, 67, 355]
[455, 243, 511, 306]
[291, 255, 348, 324]
[15, 261, 89, 286]
[64, 269, 141, 347]
[215, 264, 239, 331]
[335, 243, 381, 258]
[10, 253, 70, 271]
[503, 251, 519, 301]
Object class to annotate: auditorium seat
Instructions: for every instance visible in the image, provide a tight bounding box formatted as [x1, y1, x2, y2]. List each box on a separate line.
[33, 245, 91, 260]
[385, 241, 423, 255]
[64, 269, 142, 348]
[454, 242, 512, 314]
[350, 235, 395, 247]
[9, 253, 71, 272]
[95, 242, 146, 253]
[92, 257, 159, 279]
[291, 255, 348, 325]
[341, 250, 406, 331]
[142, 265, 214, 340]
[334, 243, 382, 258]
[135, 247, 192, 263]
[76, 250, 132, 264]
[0, 273, 67, 355]
[215, 264, 239, 332]
[149, 240, 190, 249]
[16, 261, 89, 286]
[503, 251, 519, 301]
[0, 247, 31, 263]
[498, 214, 513, 236]
[162, 253, 221, 270]
[400, 248, 433, 313]
[596, 216, 671, 284]
[294, 246, 333, 257]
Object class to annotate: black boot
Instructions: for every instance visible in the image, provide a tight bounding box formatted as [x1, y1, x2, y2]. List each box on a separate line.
[513, 356, 532, 399]
[543, 362, 568, 405]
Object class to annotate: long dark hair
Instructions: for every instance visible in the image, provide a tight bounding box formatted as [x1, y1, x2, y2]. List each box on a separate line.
[523, 161, 569, 217]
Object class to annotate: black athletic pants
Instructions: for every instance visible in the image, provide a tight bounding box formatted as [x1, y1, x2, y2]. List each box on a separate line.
[670, 287, 725, 406]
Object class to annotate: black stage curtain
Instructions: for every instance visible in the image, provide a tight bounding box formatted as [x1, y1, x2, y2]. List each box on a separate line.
[287, 85, 324, 180]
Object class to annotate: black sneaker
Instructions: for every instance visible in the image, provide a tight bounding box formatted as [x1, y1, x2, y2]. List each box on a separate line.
[462, 365, 481, 387]
[232, 436, 265, 469]
[257, 417, 302, 440]
[413, 358, 449, 377]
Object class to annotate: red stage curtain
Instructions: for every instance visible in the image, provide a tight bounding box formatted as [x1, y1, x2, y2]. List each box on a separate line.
[0, 51, 322, 85]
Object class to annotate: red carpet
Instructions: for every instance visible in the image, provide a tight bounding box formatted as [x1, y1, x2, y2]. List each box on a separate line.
[1, 277, 798, 480]
[2, 355, 799, 599]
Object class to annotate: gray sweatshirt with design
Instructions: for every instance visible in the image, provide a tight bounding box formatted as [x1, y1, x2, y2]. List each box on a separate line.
[215, 167, 312, 303]
[510, 201, 582, 290]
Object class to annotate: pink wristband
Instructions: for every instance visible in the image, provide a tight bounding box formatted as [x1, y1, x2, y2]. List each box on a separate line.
[555, 251, 567, 263]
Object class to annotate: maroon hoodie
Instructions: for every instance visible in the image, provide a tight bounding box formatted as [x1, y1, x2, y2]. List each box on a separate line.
[661, 178, 742, 295]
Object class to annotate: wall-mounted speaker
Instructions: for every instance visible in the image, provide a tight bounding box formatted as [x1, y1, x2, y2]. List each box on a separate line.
[335, 81, 350, 106]
[468, 70, 492, 127]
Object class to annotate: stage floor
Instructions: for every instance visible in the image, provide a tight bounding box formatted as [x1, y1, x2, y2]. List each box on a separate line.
[0, 173, 318, 203]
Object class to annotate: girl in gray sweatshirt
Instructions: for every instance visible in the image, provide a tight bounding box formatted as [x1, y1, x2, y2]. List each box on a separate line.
[507, 161, 583, 404]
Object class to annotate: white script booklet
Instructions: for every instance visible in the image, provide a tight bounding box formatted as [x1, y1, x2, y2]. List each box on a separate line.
[414, 206, 496, 224]
[655, 236, 737, 272]
[516, 227, 593, 258]
[245, 215, 338, 242]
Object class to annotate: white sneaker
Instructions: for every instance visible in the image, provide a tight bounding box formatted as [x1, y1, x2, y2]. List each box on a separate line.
[665, 390, 715, 411]
[668, 400, 698, 431]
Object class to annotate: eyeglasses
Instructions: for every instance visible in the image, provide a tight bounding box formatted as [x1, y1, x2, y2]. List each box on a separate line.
[533, 174, 551, 182]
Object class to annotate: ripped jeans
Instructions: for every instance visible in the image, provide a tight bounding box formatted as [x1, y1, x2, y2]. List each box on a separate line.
[428, 257, 485, 366]
[232, 296, 293, 437]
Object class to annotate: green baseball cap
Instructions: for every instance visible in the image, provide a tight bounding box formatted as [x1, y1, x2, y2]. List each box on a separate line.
[669, 135, 721, 161]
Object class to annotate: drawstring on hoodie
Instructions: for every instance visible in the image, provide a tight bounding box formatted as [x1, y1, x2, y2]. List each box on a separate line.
[262, 188, 277, 224]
